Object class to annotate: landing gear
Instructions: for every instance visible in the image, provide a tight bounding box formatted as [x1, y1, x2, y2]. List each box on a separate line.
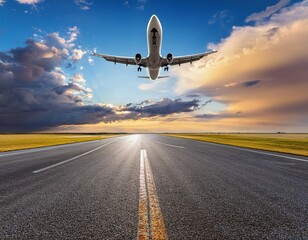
[137, 66, 142, 72]
[164, 66, 169, 71]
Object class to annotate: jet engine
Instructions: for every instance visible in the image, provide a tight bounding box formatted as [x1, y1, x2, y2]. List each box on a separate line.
[135, 53, 142, 65]
[166, 53, 173, 64]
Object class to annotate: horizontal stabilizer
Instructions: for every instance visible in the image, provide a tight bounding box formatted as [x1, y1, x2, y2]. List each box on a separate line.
[138, 76, 169, 79]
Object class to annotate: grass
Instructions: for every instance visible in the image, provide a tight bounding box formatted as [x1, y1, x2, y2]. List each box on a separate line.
[166, 133, 308, 156]
[0, 134, 120, 152]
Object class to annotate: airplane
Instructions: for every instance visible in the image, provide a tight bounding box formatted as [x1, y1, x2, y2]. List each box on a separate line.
[92, 15, 217, 80]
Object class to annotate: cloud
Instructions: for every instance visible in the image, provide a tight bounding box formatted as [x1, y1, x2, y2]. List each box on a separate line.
[196, 111, 242, 120]
[136, 0, 146, 10]
[0, 0, 5, 6]
[138, 78, 168, 91]
[186, 94, 202, 98]
[174, 0, 308, 131]
[71, 48, 86, 61]
[16, 0, 42, 4]
[118, 98, 200, 119]
[241, 80, 260, 87]
[88, 57, 94, 64]
[136, 5, 144, 10]
[74, 0, 92, 10]
[99, 98, 204, 124]
[246, 0, 290, 23]
[0, 32, 205, 131]
[45, 27, 86, 63]
[202, 99, 212, 106]
[67, 26, 79, 43]
[208, 10, 228, 25]
[224, 82, 237, 88]
[45, 32, 68, 49]
[0, 31, 107, 132]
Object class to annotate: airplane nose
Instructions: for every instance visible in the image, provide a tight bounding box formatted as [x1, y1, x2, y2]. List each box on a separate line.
[150, 15, 158, 23]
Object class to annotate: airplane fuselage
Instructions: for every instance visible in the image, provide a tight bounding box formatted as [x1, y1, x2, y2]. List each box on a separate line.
[146, 15, 162, 80]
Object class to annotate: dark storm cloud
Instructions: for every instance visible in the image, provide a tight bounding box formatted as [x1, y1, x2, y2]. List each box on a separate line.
[185, 94, 202, 98]
[201, 99, 212, 107]
[196, 111, 242, 120]
[123, 98, 200, 117]
[99, 98, 203, 123]
[241, 80, 261, 87]
[0, 36, 113, 132]
[0, 105, 114, 132]
[0, 36, 203, 132]
[265, 27, 280, 39]
[136, 99, 152, 105]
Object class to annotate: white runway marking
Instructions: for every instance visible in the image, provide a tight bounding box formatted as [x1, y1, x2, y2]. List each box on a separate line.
[152, 140, 186, 149]
[32, 139, 119, 174]
[198, 140, 308, 163]
[138, 149, 168, 240]
[0, 139, 104, 158]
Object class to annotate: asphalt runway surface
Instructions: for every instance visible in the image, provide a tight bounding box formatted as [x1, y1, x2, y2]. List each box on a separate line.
[0, 134, 307, 239]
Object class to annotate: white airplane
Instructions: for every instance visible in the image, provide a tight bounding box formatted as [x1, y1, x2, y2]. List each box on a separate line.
[92, 15, 217, 80]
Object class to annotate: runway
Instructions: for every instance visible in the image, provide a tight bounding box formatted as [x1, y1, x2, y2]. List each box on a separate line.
[0, 134, 307, 239]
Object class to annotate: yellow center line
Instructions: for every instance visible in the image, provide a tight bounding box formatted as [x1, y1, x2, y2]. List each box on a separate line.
[138, 150, 150, 240]
[138, 149, 168, 240]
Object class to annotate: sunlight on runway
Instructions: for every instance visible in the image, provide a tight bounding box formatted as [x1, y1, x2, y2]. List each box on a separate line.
[127, 134, 142, 142]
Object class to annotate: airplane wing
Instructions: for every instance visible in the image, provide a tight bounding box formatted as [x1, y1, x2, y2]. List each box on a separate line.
[92, 53, 147, 67]
[161, 50, 217, 67]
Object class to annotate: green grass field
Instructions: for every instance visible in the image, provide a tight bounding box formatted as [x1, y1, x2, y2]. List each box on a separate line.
[166, 133, 308, 156]
[0, 134, 120, 152]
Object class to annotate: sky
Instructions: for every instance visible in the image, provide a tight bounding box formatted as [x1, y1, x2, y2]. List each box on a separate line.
[0, 0, 307, 132]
